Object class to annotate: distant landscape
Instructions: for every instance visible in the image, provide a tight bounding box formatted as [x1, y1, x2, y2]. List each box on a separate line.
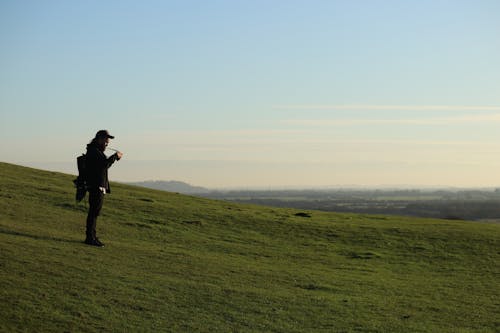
[131, 181, 500, 221]
[201, 189, 500, 222]
[129, 180, 210, 194]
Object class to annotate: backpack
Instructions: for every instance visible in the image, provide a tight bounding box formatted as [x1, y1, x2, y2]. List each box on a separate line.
[73, 154, 87, 202]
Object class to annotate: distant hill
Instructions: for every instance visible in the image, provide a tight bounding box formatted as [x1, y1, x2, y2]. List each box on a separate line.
[129, 180, 210, 194]
[1, 161, 499, 332]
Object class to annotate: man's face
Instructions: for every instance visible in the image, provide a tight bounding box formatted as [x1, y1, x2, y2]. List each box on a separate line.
[97, 137, 110, 150]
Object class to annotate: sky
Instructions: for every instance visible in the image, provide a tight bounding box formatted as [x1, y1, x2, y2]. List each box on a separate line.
[1, 0, 500, 188]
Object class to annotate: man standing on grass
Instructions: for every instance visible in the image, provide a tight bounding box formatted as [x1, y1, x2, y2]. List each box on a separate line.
[84, 130, 123, 247]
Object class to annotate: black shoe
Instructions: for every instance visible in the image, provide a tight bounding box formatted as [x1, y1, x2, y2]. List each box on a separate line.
[84, 239, 104, 247]
[94, 238, 105, 247]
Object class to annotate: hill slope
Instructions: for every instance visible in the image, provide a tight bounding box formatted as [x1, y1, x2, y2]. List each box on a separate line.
[0, 162, 499, 332]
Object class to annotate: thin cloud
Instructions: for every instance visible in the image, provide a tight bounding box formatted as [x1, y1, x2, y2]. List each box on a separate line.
[283, 113, 500, 126]
[274, 104, 500, 111]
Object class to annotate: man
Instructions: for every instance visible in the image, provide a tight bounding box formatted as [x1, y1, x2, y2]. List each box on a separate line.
[85, 130, 123, 247]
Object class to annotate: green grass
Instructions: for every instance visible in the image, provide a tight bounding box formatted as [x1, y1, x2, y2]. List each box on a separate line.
[0, 162, 499, 333]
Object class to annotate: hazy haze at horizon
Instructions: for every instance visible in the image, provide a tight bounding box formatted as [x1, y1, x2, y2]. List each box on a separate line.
[1, 1, 500, 187]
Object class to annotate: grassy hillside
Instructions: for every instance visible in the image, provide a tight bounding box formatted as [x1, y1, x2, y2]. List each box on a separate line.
[0, 162, 499, 333]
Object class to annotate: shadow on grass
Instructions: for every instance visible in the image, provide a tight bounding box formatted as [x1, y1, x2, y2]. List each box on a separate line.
[0, 226, 83, 244]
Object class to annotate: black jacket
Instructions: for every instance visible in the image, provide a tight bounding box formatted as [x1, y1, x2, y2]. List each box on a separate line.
[85, 143, 118, 193]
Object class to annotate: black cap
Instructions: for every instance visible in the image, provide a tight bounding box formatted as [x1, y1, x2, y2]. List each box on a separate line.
[95, 130, 115, 139]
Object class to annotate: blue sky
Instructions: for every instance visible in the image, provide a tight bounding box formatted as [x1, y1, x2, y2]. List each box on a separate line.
[1, 0, 500, 187]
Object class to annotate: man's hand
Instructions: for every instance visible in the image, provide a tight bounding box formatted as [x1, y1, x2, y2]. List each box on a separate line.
[116, 151, 123, 160]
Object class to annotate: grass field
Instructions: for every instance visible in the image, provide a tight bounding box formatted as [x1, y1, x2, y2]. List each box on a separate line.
[0, 162, 499, 332]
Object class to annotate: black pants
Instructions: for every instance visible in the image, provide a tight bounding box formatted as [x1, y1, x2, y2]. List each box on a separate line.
[86, 190, 104, 241]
